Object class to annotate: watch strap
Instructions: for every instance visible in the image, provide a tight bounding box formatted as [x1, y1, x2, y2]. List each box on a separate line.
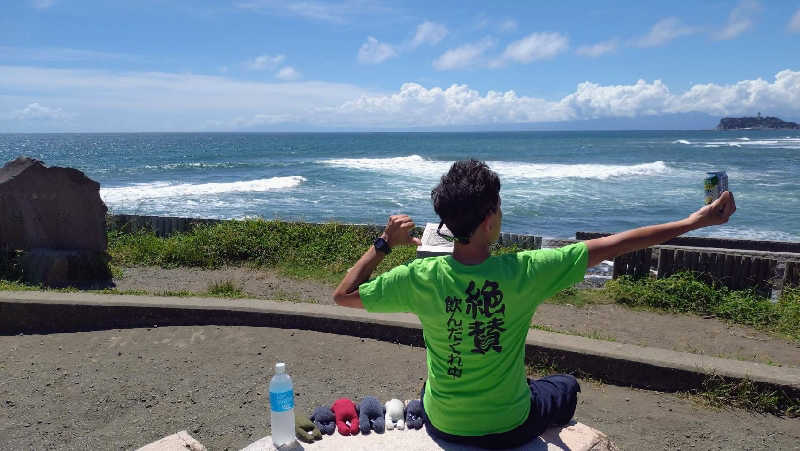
[374, 237, 392, 254]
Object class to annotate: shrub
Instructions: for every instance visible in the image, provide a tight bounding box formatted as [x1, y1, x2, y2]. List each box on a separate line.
[606, 272, 800, 340]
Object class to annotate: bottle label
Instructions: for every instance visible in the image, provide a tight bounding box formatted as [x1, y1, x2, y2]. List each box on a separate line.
[270, 389, 294, 412]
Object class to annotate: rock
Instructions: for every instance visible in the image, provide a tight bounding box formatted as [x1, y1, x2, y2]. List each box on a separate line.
[716, 116, 799, 130]
[0, 157, 110, 286]
[0, 157, 107, 252]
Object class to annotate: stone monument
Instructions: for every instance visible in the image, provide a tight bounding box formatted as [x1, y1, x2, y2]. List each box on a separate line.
[0, 156, 111, 286]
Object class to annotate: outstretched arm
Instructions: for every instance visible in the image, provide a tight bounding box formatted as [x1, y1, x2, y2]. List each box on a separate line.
[333, 215, 422, 309]
[584, 191, 737, 267]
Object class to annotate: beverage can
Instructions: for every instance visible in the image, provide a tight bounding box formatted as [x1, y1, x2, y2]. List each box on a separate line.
[704, 171, 728, 205]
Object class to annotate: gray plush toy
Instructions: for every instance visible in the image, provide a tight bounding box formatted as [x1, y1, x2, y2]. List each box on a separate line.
[310, 406, 336, 435]
[405, 399, 424, 430]
[358, 396, 385, 434]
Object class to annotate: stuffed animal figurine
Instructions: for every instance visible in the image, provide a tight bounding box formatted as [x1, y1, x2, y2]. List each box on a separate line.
[294, 412, 322, 443]
[405, 399, 424, 430]
[310, 406, 336, 435]
[358, 396, 385, 434]
[384, 399, 405, 430]
[331, 398, 359, 436]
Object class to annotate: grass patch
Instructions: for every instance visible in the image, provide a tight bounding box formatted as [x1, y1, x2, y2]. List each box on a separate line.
[526, 355, 798, 417]
[606, 272, 800, 340]
[546, 287, 613, 307]
[530, 324, 616, 342]
[207, 279, 245, 298]
[685, 375, 800, 418]
[0, 279, 40, 291]
[108, 220, 423, 284]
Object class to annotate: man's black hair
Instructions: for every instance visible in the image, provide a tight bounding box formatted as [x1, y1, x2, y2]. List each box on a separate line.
[431, 159, 500, 244]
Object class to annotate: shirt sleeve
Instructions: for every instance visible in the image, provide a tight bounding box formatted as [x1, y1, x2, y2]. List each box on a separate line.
[519, 242, 589, 303]
[358, 264, 414, 313]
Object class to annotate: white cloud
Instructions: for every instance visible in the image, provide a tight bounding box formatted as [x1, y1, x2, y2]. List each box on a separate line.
[492, 32, 569, 67]
[714, 0, 760, 40]
[789, 8, 800, 33]
[32, 0, 55, 10]
[336, 83, 571, 125]
[498, 19, 517, 33]
[411, 21, 448, 48]
[634, 17, 698, 47]
[334, 70, 800, 126]
[2, 65, 799, 130]
[11, 102, 67, 120]
[276, 66, 301, 81]
[357, 37, 397, 64]
[245, 54, 285, 70]
[433, 38, 495, 70]
[0, 65, 373, 131]
[234, 0, 391, 23]
[576, 39, 619, 57]
[0, 46, 137, 62]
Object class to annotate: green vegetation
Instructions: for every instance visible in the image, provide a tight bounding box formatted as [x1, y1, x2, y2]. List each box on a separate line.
[5, 220, 799, 343]
[526, 355, 799, 417]
[207, 279, 245, 298]
[530, 324, 616, 342]
[689, 375, 799, 418]
[0, 279, 40, 291]
[547, 286, 612, 307]
[107, 220, 421, 284]
[606, 272, 800, 340]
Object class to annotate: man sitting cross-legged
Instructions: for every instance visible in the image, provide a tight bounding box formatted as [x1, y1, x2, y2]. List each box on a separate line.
[333, 159, 736, 449]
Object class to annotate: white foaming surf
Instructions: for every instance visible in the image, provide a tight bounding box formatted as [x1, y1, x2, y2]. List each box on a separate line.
[100, 176, 306, 203]
[320, 155, 671, 180]
[696, 137, 800, 149]
[672, 139, 691, 144]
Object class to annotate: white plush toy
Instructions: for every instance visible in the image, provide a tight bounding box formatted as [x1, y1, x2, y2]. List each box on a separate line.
[384, 399, 406, 430]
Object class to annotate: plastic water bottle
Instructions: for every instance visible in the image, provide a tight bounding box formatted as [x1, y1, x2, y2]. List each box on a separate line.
[269, 362, 296, 447]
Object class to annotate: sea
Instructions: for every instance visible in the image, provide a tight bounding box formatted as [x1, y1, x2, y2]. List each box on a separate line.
[1, 131, 798, 241]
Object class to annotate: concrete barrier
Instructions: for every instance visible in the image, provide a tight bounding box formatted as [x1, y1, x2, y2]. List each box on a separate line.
[2, 292, 799, 400]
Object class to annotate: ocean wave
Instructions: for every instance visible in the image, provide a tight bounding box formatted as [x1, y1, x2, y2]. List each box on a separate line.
[320, 155, 671, 180]
[100, 176, 306, 203]
[143, 161, 250, 170]
[672, 139, 691, 144]
[696, 137, 800, 149]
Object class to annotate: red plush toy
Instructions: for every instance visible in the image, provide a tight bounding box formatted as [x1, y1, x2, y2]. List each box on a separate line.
[331, 398, 359, 436]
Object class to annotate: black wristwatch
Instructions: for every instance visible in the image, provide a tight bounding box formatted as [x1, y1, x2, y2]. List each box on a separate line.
[374, 237, 392, 254]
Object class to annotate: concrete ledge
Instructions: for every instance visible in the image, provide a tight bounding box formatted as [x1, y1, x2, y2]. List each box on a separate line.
[1, 291, 798, 398]
[136, 430, 206, 451]
[242, 421, 618, 451]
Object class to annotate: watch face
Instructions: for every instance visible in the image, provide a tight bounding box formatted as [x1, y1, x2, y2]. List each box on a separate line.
[375, 237, 391, 253]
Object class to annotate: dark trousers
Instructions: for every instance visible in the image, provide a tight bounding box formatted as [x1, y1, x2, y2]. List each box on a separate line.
[421, 374, 581, 450]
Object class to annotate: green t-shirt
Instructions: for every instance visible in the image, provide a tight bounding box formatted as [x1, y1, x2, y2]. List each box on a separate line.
[359, 242, 588, 437]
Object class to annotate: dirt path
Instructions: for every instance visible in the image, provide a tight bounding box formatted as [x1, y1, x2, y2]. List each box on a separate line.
[1, 326, 797, 450]
[113, 266, 800, 368]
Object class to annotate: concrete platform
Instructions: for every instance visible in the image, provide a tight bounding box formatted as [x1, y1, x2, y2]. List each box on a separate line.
[1, 290, 799, 397]
[240, 422, 618, 450]
[136, 430, 206, 451]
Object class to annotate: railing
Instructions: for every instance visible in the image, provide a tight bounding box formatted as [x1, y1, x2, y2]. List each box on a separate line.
[577, 232, 800, 297]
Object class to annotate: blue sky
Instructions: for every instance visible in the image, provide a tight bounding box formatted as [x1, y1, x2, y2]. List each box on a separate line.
[1, 0, 799, 131]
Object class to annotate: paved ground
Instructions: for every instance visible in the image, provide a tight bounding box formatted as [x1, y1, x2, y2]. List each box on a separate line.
[1, 326, 798, 450]
[114, 266, 800, 367]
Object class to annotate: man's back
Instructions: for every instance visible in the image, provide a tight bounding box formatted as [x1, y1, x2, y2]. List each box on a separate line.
[359, 243, 588, 435]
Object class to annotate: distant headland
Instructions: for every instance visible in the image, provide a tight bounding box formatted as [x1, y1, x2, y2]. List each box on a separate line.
[716, 114, 799, 130]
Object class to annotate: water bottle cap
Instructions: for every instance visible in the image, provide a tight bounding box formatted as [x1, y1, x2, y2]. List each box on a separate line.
[275, 362, 286, 374]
